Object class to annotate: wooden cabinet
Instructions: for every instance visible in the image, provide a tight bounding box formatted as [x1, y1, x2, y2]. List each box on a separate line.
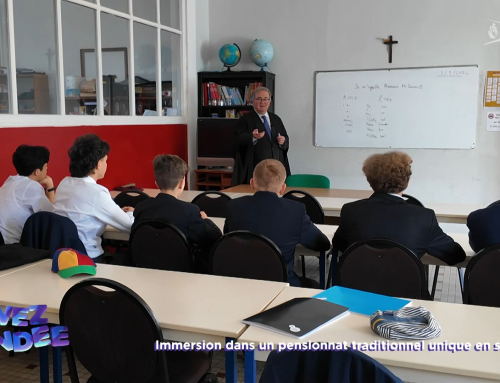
[0, 73, 50, 114]
[194, 169, 233, 191]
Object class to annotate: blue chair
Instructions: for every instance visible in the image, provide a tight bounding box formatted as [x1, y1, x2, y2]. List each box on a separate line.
[260, 349, 403, 383]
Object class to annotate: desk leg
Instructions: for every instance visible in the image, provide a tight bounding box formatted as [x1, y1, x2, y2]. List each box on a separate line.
[53, 346, 62, 383]
[39, 346, 49, 383]
[319, 251, 326, 289]
[244, 349, 256, 383]
[329, 249, 338, 287]
[225, 337, 237, 383]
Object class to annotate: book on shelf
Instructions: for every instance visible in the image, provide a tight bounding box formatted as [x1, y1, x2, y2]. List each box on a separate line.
[225, 109, 236, 118]
[202, 82, 244, 107]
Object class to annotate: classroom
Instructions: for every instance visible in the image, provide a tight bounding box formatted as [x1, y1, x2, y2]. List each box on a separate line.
[0, 0, 500, 382]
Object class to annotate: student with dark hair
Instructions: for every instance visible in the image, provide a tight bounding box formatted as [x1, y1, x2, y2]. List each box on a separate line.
[332, 151, 465, 265]
[54, 134, 134, 262]
[0, 145, 54, 243]
[133, 154, 221, 271]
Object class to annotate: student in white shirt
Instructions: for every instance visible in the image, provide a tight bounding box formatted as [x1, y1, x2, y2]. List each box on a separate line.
[54, 134, 134, 262]
[0, 145, 55, 244]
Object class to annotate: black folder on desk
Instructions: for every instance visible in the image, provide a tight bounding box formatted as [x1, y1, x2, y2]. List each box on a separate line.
[242, 298, 349, 339]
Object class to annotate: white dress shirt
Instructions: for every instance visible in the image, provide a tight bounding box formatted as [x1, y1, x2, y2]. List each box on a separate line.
[0, 175, 53, 244]
[53, 176, 134, 258]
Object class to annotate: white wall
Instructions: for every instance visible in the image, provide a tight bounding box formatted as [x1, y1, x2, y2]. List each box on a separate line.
[205, 0, 500, 205]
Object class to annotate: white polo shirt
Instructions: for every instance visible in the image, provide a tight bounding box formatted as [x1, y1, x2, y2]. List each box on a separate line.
[53, 176, 134, 258]
[0, 175, 53, 244]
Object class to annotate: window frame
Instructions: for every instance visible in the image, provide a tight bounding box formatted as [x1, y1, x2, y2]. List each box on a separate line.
[1, 0, 186, 126]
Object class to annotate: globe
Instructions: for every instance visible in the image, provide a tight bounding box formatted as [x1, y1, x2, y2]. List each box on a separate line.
[219, 43, 241, 71]
[250, 39, 274, 71]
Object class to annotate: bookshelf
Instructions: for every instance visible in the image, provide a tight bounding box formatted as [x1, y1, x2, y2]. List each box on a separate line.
[197, 71, 275, 117]
[194, 169, 233, 191]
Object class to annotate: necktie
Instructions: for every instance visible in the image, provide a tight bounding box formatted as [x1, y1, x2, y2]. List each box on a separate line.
[261, 115, 271, 139]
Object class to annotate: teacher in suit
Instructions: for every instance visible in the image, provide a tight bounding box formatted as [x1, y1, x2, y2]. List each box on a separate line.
[332, 151, 465, 266]
[231, 87, 290, 186]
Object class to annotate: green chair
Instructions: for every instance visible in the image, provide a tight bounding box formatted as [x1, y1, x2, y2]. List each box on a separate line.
[286, 174, 330, 189]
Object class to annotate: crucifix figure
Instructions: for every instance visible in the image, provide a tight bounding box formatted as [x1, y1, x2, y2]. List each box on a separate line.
[383, 35, 398, 64]
[45, 48, 55, 71]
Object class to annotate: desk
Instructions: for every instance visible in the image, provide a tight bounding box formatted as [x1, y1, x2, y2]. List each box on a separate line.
[222, 186, 483, 224]
[0, 261, 288, 383]
[239, 286, 500, 383]
[110, 189, 205, 202]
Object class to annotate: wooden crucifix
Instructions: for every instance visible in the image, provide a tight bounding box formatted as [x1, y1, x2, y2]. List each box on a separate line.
[383, 35, 398, 64]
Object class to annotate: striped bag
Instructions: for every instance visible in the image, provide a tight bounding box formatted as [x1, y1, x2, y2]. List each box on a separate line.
[370, 306, 441, 340]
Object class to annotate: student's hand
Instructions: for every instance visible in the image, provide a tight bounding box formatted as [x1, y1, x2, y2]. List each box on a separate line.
[122, 206, 134, 212]
[200, 211, 208, 219]
[252, 129, 265, 140]
[40, 176, 54, 190]
[277, 135, 286, 145]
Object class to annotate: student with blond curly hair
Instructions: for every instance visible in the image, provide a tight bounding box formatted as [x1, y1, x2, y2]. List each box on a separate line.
[332, 151, 465, 265]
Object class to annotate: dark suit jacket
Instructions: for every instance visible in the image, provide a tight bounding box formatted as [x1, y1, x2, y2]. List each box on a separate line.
[467, 204, 500, 252]
[332, 192, 465, 265]
[232, 110, 291, 185]
[133, 193, 222, 249]
[224, 191, 330, 286]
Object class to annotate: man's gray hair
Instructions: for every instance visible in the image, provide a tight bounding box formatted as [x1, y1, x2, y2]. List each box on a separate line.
[251, 87, 272, 101]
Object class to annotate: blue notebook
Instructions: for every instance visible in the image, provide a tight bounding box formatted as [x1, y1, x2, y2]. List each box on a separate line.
[313, 286, 411, 316]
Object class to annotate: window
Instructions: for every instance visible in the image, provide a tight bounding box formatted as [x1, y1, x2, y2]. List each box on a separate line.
[0, 0, 183, 123]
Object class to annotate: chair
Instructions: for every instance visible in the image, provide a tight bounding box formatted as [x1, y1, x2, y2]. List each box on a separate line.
[113, 189, 150, 208]
[337, 239, 430, 300]
[210, 231, 287, 282]
[463, 244, 500, 307]
[60, 278, 215, 383]
[402, 193, 424, 207]
[282, 190, 325, 277]
[285, 174, 330, 189]
[191, 191, 231, 218]
[20, 212, 87, 256]
[130, 220, 192, 272]
[260, 349, 403, 383]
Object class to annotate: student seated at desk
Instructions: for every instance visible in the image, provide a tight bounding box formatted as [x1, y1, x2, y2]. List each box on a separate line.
[54, 134, 134, 263]
[132, 155, 222, 271]
[0, 145, 55, 244]
[467, 204, 500, 253]
[332, 151, 465, 265]
[224, 159, 330, 287]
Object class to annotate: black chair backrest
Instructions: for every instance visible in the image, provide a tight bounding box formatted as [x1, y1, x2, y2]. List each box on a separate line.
[210, 230, 287, 282]
[0, 231, 4, 246]
[130, 220, 191, 272]
[282, 190, 325, 224]
[191, 191, 231, 218]
[337, 238, 430, 300]
[402, 193, 424, 207]
[487, 199, 500, 208]
[260, 349, 403, 383]
[20, 212, 87, 256]
[114, 190, 150, 208]
[60, 278, 169, 383]
[463, 244, 500, 307]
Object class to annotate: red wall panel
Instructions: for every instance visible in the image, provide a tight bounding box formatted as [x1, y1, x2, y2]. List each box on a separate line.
[0, 124, 188, 190]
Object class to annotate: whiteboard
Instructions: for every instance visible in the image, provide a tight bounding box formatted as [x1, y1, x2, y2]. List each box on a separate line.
[314, 66, 479, 149]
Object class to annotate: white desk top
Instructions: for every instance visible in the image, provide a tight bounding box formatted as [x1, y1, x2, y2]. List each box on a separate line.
[0, 260, 287, 338]
[0, 260, 47, 278]
[239, 286, 500, 381]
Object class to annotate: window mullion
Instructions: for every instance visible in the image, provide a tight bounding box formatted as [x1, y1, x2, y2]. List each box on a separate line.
[55, 0, 65, 115]
[6, 0, 17, 114]
[95, 0, 104, 116]
[128, 0, 135, 116]
[156, 0, 161, 116]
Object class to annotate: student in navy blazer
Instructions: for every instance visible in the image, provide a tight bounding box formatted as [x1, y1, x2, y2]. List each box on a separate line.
[332, 152, 465, 266]
[467, 204, 500, 252]
[224, 159, 330, 287]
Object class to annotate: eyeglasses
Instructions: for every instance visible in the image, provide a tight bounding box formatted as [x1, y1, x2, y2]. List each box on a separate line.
[254, 97, 271, 102]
